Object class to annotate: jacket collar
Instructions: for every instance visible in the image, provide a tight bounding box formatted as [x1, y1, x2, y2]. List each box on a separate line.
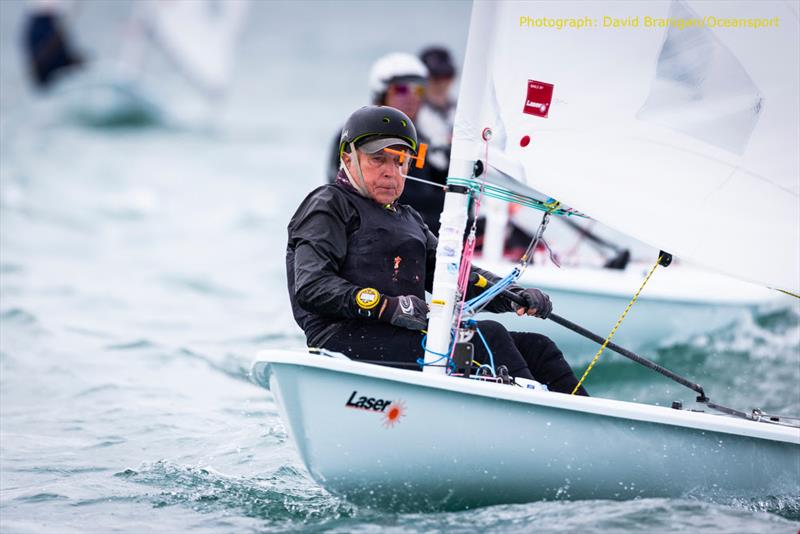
[335, 170, 399, 211]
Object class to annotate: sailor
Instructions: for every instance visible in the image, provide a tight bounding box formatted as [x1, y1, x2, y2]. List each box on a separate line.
[416, 46, 457, 175]
[292, 105, 588, 395]
[415, 46, 539, 259]
[23, 0, 84, 89]
[326, 53, 448, 235]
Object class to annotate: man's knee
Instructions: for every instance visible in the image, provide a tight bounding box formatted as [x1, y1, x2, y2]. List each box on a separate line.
[476, 319, 510, 339]
[510, 331, 560, 357]
[510, 331, 573, 375]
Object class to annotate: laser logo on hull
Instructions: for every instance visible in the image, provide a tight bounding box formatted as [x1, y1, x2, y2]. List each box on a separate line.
[345, 390, 406, 428]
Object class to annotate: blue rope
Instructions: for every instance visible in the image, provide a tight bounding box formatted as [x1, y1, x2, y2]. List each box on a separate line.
[417, 334, 455, 371]
[473, 364, 496, 378]
[463, 268, 520, 315]
[475, 326, 496, 376]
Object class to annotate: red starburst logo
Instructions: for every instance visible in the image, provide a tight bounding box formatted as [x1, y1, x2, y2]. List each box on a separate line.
[383, 400, 406, 428]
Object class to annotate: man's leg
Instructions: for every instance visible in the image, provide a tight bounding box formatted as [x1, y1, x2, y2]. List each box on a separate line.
[322, 322, 426, 369]
[509, 332, 589, 396]
[472, 320, 535, 380]
[321, 321, 583, 394]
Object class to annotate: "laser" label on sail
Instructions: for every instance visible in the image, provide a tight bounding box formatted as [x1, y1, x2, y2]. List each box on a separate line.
[523, 79, 554, 118]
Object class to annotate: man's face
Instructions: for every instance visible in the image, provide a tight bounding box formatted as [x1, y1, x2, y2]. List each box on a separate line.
[344, 147, 410, 205]
[426, 76, 453, 102]
[384, 82, 424, 120]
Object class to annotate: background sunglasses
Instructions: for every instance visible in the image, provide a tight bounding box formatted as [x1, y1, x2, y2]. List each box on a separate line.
[391, 83, 425, 97]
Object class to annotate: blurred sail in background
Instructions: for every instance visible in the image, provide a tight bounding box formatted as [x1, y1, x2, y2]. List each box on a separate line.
[138, 0, 249, 96]
[28, 0, 250, 127]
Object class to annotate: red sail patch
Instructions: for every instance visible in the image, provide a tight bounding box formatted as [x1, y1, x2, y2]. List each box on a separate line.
[523, 80, 554, 118]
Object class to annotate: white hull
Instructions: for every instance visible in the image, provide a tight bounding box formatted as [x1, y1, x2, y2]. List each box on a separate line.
[46, 64, 167, 127]
[476, 260, 789, 353]
[252, 351, 799, 511]
[43, 62, 215, 128]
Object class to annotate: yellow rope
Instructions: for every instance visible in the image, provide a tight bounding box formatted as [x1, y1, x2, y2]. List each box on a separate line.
[571, 255, 663, 395]
[776, 288, 800, 299]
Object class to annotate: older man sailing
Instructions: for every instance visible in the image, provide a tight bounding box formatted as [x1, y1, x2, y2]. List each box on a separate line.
[288, 105, 587, 395]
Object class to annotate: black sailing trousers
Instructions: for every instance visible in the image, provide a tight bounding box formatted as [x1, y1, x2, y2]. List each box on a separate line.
[322, 319, 588, 396]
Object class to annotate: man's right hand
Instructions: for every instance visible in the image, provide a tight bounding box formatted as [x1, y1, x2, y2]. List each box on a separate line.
[379, 295, 429, 331]
[507, 286, 552, 319]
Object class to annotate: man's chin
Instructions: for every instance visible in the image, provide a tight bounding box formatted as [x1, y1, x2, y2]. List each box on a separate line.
[372, 190, 398, 204]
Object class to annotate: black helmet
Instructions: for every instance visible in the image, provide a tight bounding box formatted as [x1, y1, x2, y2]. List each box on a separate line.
[339, 106, 418, 158]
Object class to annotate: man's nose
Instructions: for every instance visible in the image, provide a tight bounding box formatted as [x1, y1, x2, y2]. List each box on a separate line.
[383, 162, 403, 176]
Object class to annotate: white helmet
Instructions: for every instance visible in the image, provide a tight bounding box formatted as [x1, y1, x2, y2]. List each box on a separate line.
[368, 52, 428, 103]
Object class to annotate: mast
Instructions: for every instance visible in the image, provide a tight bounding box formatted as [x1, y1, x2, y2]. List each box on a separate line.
[424, 1, 497, 373]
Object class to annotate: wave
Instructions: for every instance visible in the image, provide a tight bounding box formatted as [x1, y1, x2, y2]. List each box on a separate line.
[106, 339, 158, 351]
[160, 274, 245, 299]
[0, 307, 39, 326]
[288, 497, 799, 533]
[115, 461, 356, 528]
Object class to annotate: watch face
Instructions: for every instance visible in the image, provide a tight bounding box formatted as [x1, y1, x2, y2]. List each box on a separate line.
[356, 288, 380, 310]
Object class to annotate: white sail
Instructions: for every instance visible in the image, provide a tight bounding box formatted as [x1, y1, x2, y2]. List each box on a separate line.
[458, 0, 799, 294]
[143, 0, 249, 95]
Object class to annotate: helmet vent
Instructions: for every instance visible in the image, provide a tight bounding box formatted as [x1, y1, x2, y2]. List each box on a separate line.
[382, 117, 390, 123]
[401, 120, 407, 127]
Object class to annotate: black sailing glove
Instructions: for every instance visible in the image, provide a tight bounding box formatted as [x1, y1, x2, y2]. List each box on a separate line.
[379, 295, 429, 331]
[506, 286, 552, 319]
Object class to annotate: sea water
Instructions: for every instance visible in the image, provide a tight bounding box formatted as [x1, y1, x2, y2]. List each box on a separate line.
[1, 1, 798, 532]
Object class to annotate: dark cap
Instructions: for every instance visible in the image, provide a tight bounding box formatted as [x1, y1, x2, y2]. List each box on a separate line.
[358, 136, 414, 154]
[419, 46, 456, 79]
